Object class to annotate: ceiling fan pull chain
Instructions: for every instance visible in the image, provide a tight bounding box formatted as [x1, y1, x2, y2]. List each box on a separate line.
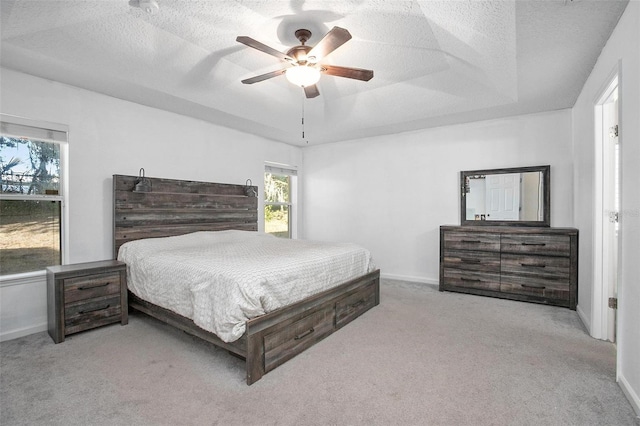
[301, 95, 306, 141]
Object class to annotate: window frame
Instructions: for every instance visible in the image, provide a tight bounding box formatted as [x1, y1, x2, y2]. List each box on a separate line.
[264, 163, 298, 239]
[0, 114, 69, 280]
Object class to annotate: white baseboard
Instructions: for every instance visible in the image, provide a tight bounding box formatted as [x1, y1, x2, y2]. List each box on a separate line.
[0, 274, 47, 342]
[619, 373, 640, 418]
[576, 304, 591, 334]
[380, 273, 439, 286]
[0, 323, 47, 342]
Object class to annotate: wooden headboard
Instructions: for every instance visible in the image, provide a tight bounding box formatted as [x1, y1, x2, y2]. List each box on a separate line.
[113, 175, 258, 257]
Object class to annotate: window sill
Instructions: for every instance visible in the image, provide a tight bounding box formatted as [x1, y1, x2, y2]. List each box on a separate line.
[0, 270, 46, 288]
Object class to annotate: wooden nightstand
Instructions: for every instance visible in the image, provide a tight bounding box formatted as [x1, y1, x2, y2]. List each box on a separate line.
[47, 260, 128, 343]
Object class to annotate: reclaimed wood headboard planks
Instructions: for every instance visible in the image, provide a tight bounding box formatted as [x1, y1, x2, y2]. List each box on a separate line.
[113, 175, 258, 257]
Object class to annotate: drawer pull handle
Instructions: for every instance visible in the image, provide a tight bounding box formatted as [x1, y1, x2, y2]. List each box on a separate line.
[521, 243, 546, 246]
[79, 304, 110, 314]
[294, 328, 315, 340]
[461, 278, 481, 282]
[349, 299, 366, 309]
[78, 283, 110, 290]
[461, 240, 481, 244]
[461, 258, 481, 264]
[520, 263, 546, 268]
[521, 284, 546, 290]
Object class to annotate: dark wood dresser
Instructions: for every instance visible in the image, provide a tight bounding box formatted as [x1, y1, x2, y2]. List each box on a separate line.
[439, 226, 578, 309]
[47, 260, 128, 343]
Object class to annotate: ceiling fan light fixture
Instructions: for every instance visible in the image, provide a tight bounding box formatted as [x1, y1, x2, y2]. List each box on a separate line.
[286, 66, 321, 87]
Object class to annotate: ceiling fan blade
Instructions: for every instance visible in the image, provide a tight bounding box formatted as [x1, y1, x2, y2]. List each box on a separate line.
[241, 69, 287, 84]
[304, 84, 320, 98]
[322, 65, 374, 81]
[306, 27, 352, 63]
[236, 36, 296, 63]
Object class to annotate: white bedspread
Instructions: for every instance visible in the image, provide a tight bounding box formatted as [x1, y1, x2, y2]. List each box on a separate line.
[118, 230, 375, 343]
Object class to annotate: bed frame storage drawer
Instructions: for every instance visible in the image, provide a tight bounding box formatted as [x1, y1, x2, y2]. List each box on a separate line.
[439, 226, 578, 309]
[335, 282, 377, 328]
[264, 305, 335, 373]
[47, 260, 128, 343]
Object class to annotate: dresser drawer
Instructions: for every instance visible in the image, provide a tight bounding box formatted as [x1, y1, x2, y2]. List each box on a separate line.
[64, 272, 122, 304]
[335, 282, 376, 328]
[501, 235, 571, 257]
[64, 294, 123, 334]
[443, 250, 500, 273]
[264, 305, 335, 373]
[501, 254, 570, 279]
[500, 275, 570, 303]
[443, 232, 500, 252]
[442, 269, 500, 292]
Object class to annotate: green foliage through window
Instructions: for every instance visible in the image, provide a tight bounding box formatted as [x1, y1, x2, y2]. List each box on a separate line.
[1, 136, 60, 195]
[264, 172, 292, 238]
[1, 132, 63, 275]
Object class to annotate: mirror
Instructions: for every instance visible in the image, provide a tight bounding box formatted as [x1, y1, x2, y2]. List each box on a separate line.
[461, 165, 550, 227]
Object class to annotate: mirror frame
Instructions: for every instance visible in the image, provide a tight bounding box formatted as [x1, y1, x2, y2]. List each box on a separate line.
[460, 165, 551, 227]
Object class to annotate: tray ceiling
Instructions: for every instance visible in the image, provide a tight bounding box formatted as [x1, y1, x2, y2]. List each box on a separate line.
[0, 0, 629, 145]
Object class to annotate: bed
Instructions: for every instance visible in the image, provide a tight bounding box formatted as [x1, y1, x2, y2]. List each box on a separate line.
[113, 174, 380, 384]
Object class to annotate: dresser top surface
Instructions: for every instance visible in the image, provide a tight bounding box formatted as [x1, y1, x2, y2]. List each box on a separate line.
[441, 225, 578, 235]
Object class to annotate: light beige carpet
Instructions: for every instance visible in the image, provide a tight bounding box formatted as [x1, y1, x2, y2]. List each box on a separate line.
[1, 280, 638, 425]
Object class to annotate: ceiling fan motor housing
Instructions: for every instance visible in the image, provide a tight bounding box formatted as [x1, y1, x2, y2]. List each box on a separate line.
[286, 45, 313, 64]
[294, 29, 312, 45]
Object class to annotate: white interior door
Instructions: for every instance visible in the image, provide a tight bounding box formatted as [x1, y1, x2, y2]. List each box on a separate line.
[485, 173, 520, 220]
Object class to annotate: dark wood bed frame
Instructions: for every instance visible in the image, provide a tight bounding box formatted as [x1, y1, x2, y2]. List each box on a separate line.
[113, 174, 380, 384]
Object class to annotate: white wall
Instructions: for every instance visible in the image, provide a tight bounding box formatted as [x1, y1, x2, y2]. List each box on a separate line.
[0, 68, 302, 341]
[302, 109, 574, 284]
[572, 0, 640, 415]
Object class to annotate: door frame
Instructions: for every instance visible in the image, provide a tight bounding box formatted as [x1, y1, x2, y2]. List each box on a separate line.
[592, 62, 622, 350]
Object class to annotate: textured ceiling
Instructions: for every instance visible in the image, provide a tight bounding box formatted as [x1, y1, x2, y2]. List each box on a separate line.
[0, 0, 629, 146]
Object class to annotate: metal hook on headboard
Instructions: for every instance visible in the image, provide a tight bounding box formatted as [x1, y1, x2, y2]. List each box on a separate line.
[244, 178, 257, 197]
[133, 168, 152, 192]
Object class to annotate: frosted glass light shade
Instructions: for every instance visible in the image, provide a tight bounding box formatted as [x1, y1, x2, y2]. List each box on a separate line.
[286, 66, 321, 87]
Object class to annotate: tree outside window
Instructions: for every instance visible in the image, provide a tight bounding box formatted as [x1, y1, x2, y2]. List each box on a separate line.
[1, 134, 63, 276]
[264, 170, 294, 238]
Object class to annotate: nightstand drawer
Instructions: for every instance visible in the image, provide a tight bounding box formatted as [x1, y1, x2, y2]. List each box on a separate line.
[65, 295, 122, 334]
[64, 272, 121, 303]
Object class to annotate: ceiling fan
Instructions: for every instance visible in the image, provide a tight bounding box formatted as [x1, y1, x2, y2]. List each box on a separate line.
[236, 26, 373, 99]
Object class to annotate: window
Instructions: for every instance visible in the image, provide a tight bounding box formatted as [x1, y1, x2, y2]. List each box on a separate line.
[264, 164, 297, 238]
[0, 115, 67, 276]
